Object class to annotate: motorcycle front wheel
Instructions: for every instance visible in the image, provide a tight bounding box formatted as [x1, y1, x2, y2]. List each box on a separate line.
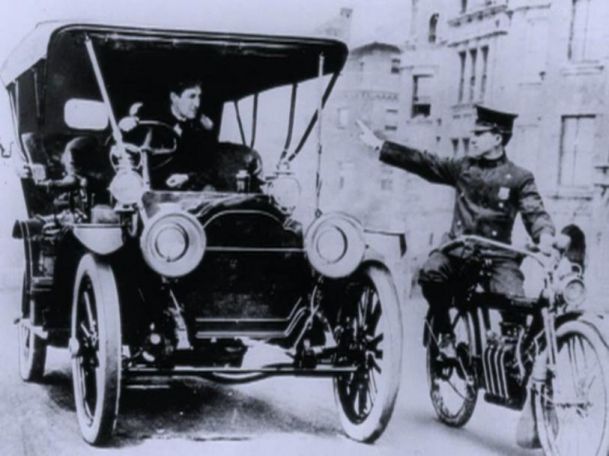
[426, 309, 478, 427]
[534, 320, 609, 456]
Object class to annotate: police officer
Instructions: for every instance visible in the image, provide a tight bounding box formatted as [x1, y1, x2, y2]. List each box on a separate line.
[358, 105, 555, 356]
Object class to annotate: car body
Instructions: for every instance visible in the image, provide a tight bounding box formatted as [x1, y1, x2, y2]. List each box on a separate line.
[2, 22, 404, 445]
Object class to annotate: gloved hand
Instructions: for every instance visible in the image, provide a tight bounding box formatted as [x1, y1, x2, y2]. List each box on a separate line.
[356, 119, 384, 151]
[166, 173, 189, 189]
[537, 232, 555, 255]
[118, 116, 139, 132]
[118, 102, 144, 132]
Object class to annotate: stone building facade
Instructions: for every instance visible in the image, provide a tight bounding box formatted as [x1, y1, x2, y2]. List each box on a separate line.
[322, 41, 408, 231]
[399, 0, 609, 291]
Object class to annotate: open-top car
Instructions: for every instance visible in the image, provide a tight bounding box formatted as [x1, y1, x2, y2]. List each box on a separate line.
[2, 22, 404, 445]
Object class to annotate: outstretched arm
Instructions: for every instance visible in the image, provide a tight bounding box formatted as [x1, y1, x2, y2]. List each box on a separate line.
[357, 120, 460, 186]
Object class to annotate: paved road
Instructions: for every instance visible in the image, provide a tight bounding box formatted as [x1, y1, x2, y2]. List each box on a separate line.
[0, 285, 541, 456]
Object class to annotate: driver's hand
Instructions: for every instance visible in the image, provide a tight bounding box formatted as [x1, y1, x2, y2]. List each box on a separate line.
[15, 162, 31, 179]
[166, 173, 189, 188]
[356, 119, 384, 151]
[537, 232, 555, 255]
[118, 116, 139, 132]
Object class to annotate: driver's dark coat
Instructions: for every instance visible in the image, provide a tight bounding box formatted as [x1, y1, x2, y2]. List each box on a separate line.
[125, 108, 217, 189]
[379, 141, 555, 244]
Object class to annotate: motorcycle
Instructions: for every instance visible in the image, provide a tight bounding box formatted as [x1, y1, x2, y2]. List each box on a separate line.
[424, 234, 609, 455]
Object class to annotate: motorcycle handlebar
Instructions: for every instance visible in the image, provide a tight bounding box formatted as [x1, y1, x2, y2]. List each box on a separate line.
[437, 234, 567, 268]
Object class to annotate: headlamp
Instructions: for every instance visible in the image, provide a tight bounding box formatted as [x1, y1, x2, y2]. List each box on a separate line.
[109, 170, 145, 205]
[140, 209, 205, 278]
[266, 172, 301, 213]
[559, 274, 586, 308]
[305, 213, 365, 278]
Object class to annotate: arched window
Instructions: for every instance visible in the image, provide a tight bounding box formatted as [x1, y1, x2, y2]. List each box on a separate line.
[429, 14, 439, 43]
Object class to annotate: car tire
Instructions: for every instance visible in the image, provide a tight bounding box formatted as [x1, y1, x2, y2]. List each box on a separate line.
[333, 263, 403, 443]
[18, 273, 47, 382]
[71, 254, 122, 445]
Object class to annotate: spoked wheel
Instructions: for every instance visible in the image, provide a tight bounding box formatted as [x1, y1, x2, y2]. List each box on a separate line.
[333, 264, 402, 443]
[534, 320, 609, 456]
[426, 309, 478, 427]
[71, 254, 122, 445]
[18, 273, 46, 382]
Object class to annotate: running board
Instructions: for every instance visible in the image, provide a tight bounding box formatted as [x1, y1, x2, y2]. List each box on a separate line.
[125, 364, 356, 379]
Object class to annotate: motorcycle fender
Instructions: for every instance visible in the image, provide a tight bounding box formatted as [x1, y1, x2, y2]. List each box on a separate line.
[71, 224, 124, 256]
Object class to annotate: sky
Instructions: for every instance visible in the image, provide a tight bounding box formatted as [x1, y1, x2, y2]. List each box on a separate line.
[0, 0, 409, 59]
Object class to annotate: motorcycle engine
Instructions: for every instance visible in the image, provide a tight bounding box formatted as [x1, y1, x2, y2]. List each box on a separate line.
[482, 321, 528, 408]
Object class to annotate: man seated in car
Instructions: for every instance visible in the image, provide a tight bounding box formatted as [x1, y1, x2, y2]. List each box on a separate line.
[119, 78, 218, 190]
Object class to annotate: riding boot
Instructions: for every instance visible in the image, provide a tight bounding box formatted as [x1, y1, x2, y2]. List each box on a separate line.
[421, 283, 452, 335]
[421, 283, 456, 359]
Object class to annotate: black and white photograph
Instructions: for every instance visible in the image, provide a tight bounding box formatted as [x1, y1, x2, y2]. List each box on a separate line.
[0, 0, 607, 455]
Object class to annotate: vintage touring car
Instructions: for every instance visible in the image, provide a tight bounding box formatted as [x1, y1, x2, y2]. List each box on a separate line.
[1, 22, 404, 445]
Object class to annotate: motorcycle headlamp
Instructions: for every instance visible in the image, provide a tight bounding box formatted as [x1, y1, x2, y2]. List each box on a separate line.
[558, 274, 587, 308]
[305, 213, 365, 278]
[140, 209, 205, 278]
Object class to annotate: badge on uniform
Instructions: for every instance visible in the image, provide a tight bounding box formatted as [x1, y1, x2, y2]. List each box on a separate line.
[498, 186, 510, 200]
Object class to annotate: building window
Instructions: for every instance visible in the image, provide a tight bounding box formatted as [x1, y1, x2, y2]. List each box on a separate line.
[428, 14, 439, 43]
[569, 0, 598, 61]
[480, 46, 489, 100]
[451, 138, 460, 156]
[380, 167, 394, 191]
[458, 51, 466, 102]
[462, 138, 470, 155]
[385, 108, 399, 131]
[339, 161, 355, 190]
[391, 58, 401, 74]
[461, 0, 468, 13]
[412, 75, 432, 118]
[469, 48, 477, 102]
[338, 108, 349, 129]
[559, 115, 595, 187]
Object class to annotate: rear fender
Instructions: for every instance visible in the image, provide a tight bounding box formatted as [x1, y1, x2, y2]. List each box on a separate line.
[12, 219, 42, 278]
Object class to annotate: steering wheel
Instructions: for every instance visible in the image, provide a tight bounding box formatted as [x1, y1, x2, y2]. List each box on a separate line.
[110, 120, 180, 172]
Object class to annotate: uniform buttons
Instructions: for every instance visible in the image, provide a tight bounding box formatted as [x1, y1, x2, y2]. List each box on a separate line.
[491, 230, 497, 237]
[457, 221, 462, 227]
[499, 202, 504, 208]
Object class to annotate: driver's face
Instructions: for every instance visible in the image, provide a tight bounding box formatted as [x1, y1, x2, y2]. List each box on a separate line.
[170, 86, 202, 120]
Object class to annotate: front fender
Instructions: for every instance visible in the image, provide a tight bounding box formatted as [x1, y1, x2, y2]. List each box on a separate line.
[519, 309, 609, 447]
[531, 310, 609, 377]
[70, 224, 124, 256]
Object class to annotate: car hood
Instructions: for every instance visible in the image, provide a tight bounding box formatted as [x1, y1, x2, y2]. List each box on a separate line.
[142, 190, 288, 223]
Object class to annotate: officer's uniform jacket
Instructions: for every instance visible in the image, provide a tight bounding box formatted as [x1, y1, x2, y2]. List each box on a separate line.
[380, 141, 555, 245]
